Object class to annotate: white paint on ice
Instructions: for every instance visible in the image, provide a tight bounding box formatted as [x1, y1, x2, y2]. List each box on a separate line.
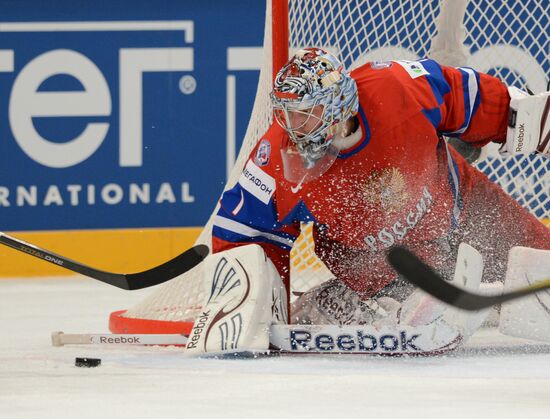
[1, 278, 550, 419]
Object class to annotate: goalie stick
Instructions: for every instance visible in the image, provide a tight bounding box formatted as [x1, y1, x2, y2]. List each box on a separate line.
[387, 246, 550, 311]
[52, 324, 461, 355]
[51, 331, 188, 346]
[0, 232, 209, 290]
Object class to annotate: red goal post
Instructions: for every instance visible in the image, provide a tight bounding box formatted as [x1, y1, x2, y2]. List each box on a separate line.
[109, 0, 549, 335]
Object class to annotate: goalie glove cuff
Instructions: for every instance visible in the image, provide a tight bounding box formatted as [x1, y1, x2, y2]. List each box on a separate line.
[505, 86, 550, 156]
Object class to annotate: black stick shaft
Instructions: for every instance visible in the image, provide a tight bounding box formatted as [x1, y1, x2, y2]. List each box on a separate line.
[0, 232, 208, 290]
[387, 246, 550, 310]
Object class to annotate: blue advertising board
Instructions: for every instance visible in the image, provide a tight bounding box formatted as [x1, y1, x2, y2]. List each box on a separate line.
[0, 0, 265, 231]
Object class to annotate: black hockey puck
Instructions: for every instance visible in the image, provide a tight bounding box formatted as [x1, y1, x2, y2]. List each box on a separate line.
[75, 357, 101, 368]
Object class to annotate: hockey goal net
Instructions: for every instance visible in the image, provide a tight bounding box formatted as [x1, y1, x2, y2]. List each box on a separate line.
[109, 0, 549, 334]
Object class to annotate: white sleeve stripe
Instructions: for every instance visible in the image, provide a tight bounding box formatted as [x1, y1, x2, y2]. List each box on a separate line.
[464, 67, 478, 128]
[213, 215, 295, 247]
[231, 190, 245, 216]
[448, 67, 478, 135]
[444, 141, 462, 224]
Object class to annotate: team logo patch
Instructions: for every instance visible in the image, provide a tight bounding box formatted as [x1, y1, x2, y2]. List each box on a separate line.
[395, 60, 430, 79]
[238, 160, 276, 204]
[362, 168, 409, 212]
[254, 139, 271, 166]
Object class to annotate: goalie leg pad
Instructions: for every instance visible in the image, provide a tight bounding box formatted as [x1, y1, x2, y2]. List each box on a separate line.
[399, 243, 491, 343]
[499, 247, 550, 342]
[186, 244, 287, 355]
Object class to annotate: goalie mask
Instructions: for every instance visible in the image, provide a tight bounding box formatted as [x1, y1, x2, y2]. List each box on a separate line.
[271, 48, 359, 181]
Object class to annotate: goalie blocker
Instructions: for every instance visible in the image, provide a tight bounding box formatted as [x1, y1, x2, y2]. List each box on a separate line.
[186, 243, 498, 356]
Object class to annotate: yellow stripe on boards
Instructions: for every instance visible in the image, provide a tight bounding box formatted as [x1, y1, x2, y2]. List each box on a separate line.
[0, 227, 202, 278]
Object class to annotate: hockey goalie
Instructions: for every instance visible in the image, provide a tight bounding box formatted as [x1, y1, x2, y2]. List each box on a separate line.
[187, 48, 550, 355]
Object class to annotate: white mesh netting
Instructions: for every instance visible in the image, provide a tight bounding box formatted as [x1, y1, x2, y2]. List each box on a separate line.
[115, 0, 549, 328]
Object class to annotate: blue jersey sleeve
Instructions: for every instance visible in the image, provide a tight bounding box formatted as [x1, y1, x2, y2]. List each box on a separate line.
[212, 160, 299, 251]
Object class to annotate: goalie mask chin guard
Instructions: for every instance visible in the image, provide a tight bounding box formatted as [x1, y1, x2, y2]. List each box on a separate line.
[271, 48, 359, 178]
[280, 136, 339, 184]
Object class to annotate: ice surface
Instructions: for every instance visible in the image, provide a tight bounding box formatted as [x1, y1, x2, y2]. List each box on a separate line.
[1, 277, 550, 419]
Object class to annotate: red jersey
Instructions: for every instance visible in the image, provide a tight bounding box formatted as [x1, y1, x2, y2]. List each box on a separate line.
[212, 59, 550, 298]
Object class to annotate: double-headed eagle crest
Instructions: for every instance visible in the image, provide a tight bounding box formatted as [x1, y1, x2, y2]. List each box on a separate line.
[362, 168, 409, 212]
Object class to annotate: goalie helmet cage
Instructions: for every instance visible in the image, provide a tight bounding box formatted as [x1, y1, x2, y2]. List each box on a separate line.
[109, 0, 550, 335]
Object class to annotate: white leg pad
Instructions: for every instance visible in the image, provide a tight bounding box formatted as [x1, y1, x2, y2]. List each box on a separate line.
[440, 243, 492, 342]
[499, 247, 550, 342]
[186, 244, 287, 355]
[400, 243, 491, 343]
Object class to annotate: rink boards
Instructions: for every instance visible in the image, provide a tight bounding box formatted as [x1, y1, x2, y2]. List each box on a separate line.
[0, 227, 201, 277]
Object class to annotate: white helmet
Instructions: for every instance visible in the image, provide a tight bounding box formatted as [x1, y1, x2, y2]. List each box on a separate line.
[270, 48, 359, 167]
